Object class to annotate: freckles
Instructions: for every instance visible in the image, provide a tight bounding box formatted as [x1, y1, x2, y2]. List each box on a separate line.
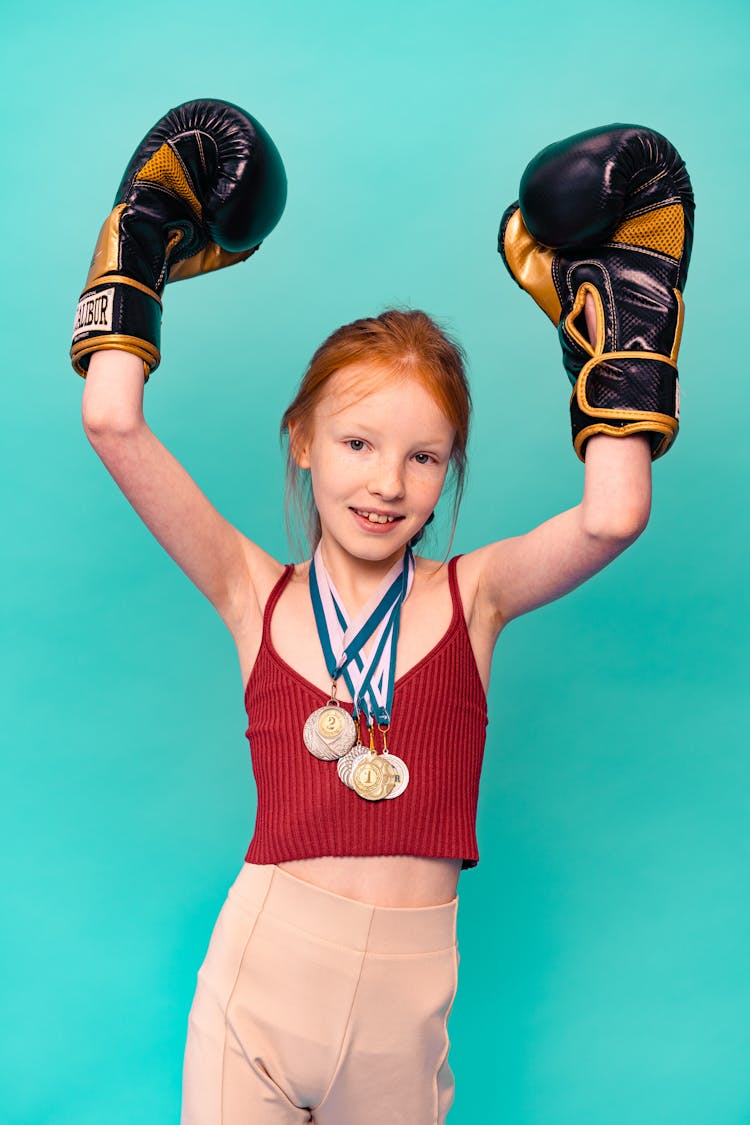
[412, 483, 442, 512]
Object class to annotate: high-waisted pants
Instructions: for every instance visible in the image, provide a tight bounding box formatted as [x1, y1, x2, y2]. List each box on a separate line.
[181, 862, 461, 1125]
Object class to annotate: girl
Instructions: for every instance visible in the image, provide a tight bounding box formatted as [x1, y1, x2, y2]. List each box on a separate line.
[74, 102, 692, 1124]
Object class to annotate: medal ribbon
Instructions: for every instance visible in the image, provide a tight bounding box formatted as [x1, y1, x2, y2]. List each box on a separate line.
[309, 546, 414, 725]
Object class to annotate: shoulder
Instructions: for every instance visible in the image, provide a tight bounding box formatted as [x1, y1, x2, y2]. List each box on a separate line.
[225, 535, 292, 637]
[413, 550, 492, 632]
[448, 546, 507, 645]
[410, 550, 505, 694]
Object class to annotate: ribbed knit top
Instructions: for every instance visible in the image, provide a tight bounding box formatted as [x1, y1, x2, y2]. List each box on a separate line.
[243, 555, 488, 869]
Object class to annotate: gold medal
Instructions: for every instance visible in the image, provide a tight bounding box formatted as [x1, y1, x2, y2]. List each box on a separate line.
[344, 725, 379, 794]
[303, 699, 357, 761]
[351, 749, 397, 801]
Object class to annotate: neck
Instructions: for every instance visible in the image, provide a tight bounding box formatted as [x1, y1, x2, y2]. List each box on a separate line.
[317, 538, 409, 615]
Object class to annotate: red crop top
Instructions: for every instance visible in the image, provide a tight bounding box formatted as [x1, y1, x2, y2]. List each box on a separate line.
[243, 555, 488, 869]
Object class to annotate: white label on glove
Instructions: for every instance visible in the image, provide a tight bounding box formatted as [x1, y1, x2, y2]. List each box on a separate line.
[72, 287, 115, 339]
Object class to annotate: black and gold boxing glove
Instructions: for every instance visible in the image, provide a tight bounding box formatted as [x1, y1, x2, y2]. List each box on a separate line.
[498, 124, 694, 460]
[71, 98, 287, 380]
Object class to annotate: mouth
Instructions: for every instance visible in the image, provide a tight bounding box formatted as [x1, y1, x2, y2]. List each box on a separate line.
[350, 507, 405, 529]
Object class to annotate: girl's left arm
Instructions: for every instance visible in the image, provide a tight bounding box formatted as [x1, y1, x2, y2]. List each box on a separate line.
[467, 430, 652, 629]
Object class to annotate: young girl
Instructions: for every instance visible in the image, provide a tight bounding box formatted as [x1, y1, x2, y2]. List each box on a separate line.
[73, 101, 693, 1124]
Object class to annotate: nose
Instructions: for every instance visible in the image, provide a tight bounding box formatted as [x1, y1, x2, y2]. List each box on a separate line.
[367, 456, 405, 502]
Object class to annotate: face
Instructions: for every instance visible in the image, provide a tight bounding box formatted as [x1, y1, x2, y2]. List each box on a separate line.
[294, 363, 456, 565]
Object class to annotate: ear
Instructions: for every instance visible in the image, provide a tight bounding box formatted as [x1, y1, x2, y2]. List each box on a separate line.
[288, 420, 311, 469]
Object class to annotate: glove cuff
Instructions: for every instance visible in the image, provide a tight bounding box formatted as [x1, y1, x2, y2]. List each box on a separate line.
[570, 352, 679, 461]
[70, 277, 162, 379]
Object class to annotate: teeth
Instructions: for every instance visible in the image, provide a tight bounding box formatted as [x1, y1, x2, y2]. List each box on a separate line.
[355, 510, 395, 524]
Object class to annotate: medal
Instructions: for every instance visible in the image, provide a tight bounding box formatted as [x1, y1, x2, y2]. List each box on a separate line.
[305, 545, 415, 799]
[345, 725, 409, 801]
[337, 742, 366, 789]
[351, 749, 397, 801]
[303, 695, 357, 761]
[378, 725, 409, 799]
[382, 754, 409, 798]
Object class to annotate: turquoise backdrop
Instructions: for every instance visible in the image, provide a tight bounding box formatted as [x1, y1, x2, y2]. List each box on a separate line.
[3, 1, 748, 1122]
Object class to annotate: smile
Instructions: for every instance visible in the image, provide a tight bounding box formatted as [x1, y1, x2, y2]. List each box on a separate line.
[351, 508, 403, 525]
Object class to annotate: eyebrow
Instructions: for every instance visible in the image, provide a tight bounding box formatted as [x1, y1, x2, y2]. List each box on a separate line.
[333, 423, 452, 448]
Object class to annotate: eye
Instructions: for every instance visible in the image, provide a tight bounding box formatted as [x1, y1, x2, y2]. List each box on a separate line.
[413, 452, 436, 465]
[347, 439, 366, 451]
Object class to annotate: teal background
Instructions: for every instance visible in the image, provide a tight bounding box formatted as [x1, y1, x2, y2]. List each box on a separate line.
[3, 0, 748, 1121]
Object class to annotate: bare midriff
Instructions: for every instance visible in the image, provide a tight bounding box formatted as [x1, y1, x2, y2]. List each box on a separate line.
[277, 854, 463, 907]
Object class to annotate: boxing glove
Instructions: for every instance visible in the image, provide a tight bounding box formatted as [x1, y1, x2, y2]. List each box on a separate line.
[498, 124, 694, 460]
[71, 98, 287, 380]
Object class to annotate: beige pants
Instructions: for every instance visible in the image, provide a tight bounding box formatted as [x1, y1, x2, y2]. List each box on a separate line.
[181, 862, 461, 1124]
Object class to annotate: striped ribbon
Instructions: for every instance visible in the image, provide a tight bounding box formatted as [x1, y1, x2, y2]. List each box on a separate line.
[309, 545, 415, 725]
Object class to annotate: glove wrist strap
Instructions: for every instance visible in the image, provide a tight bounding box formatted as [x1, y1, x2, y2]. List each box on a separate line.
[571, 352, 679, 462]
[70, 277, 162, 379]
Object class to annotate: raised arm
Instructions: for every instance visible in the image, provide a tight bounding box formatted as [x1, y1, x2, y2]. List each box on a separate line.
[468, 123, 693, 633]
[72, 99, 287, 630]
[82, 349, 272, 630]
[467, 427, 651, 628]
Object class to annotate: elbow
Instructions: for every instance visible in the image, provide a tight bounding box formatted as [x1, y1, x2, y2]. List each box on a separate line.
[82, 404, 143, 442]
[580, 432, 652, 544]
[582, 499, 651, 545]
[80, 349, 146, 440]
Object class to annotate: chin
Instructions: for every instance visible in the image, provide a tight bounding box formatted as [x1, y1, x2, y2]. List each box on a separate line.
[346, 531, 415, 561]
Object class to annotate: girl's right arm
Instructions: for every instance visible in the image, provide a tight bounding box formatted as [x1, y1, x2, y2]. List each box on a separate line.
[82, 348, 281, 635]
[74, 100, 288, 635]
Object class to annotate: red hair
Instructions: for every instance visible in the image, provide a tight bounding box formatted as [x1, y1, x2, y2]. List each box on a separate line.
[280, 308, 471, 557]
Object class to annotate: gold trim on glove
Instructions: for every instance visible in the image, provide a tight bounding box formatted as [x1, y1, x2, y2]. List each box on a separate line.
[168, 242, 257, 283]
[502, 208, 562, 325]
[670, 289, 685, 362]
[71, 334, 159, 380]
[574, 420, 676, 462]
[81, 274, 163, 305]
[85, 205, 127, 288]
[564, 282, 605, 355]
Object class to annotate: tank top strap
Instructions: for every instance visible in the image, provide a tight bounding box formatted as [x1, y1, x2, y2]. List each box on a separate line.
[447, 554, 464, 627]
[262, 563, 296, 643]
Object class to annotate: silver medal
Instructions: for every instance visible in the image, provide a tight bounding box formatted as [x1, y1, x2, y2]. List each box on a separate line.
[337, 745, 367, 788]
[382, 753, 409, 798]
[303, 703, 357, 761]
